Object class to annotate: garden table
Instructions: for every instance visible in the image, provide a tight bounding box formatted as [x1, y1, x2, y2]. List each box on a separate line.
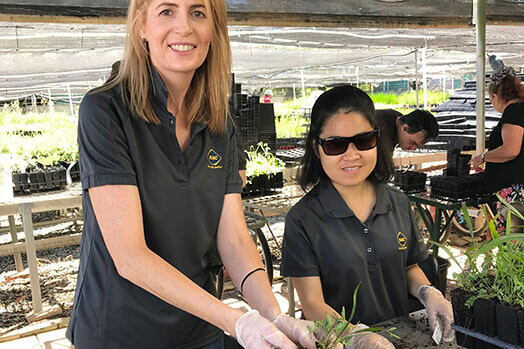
[407, 191, 496, 257]
[0, 183, 82, 318]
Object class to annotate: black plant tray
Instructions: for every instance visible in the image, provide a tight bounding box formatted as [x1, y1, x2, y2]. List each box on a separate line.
[243, 172, 283, 197]
[393, 170, 426, 193]
[12, 168, 67, 196]
[451, 324, 522, 349]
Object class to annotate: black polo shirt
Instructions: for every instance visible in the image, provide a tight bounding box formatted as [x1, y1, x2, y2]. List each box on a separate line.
[281, 180, 428, 325]
[66, 66, 242, 348]
[484, 102, 524, 192]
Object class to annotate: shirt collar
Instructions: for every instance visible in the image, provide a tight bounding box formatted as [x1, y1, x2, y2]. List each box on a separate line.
[317, 179, 393, 218]
[149, 64, 170, 114]
[148, 63, 208, 134]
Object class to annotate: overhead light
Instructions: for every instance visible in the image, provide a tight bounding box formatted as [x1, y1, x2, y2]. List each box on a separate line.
[376, 0, 405, 2]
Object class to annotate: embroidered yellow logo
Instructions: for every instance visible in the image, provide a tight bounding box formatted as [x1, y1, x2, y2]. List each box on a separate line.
[397, 232, 407, 250]
[207, 149, 222, 169]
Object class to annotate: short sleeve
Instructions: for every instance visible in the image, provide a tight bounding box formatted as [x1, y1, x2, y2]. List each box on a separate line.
[78, 92, 137, 190]
[281, 209, 320, 277]
[502, 103, 524, 128]
[225, 121, 242, 194]
[406, 201, 429, 266]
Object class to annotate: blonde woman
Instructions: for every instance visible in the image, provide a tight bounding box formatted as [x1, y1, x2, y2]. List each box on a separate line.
[65, 0, 315, 348]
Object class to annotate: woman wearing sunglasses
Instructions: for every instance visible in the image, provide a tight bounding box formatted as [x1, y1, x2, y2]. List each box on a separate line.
[281, 85, 454, 347]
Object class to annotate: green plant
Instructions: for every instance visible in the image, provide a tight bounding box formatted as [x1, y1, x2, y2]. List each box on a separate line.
[245, 142, 284, 180]
[369, 91, 449, 107]
[307, 285, 398, 348]
[432, 200, 524, 307]
[275, 114, 309, 138]
[0, 110, 78, 167]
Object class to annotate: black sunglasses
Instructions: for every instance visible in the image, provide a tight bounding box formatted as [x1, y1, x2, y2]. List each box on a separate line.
[317, 130, 379, 156]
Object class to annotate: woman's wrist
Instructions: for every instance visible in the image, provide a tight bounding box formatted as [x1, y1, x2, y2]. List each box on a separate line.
[481, 150, 488, 162]
[263, 306, 282, 322]
[223, 308, 244, 338]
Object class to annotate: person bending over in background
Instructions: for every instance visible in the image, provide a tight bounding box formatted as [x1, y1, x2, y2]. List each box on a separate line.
[66, 0, 315, 348]
[281, 85, 454, 348]
[376, 108, 439, 154]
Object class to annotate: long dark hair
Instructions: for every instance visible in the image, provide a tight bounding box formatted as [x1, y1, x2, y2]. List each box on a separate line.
[299, 85, 393, 191]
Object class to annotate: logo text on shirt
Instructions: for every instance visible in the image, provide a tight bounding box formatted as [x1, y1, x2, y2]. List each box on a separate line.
[397, 232, 407, 250]
[207, 149, 223, 169]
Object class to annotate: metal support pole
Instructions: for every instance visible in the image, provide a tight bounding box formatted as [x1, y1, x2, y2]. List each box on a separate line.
[8, 215, 23, 272]
[300, 69, 306, 107]
[47, 88, 54, 114]
[20, 203, 42, 313]
[443, 69, 446, 102]
[422, 46, 428, 109]
[67, 84, 74, 118]
[415, 49, 419, 109]
[474, 0, 486, 155]
[356, 66, 360, 88]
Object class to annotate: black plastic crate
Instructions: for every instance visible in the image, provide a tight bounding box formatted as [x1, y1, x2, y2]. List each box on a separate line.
[393, 170, 427, 193]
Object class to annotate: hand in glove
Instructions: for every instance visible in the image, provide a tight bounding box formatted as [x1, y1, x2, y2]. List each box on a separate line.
[272, 313, 316, 349]
[235, 310, 298, 349]
[345, 324, 395, 349]
[417, 285, 455, 341]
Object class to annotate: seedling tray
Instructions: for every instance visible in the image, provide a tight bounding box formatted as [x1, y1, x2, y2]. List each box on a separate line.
[451, 324, 522, 349]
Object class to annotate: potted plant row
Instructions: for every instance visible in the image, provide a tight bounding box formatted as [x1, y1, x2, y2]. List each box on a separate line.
[243, 142, 284, 197]
[1, 109, 79, 195]
[12, 161, 67, 195]
[434, 199, 524, 348]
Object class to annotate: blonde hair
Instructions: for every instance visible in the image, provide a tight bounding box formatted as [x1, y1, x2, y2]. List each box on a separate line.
[97, 0, 231, 134]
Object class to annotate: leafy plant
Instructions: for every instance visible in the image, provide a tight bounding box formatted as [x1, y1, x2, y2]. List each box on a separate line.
[369, 91, 448, 107]
[245, 142, 284, 180]
[275, 113, 309, 138]
[0, 109, 78, 167]
[307, 284, 398, 348]
[431, 200, 524, 307]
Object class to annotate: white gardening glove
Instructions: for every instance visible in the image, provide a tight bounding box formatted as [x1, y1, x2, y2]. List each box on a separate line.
[272, 313, 317, 349]
[417, 285, 455, 341]
[235, 310, 298, 349]
[345, 323, 395, 349]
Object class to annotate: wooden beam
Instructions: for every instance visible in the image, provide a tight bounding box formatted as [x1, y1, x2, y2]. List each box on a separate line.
[393, 152, 447, 167]
[1, 0, 524, 27]
[0, 232, 82, 257]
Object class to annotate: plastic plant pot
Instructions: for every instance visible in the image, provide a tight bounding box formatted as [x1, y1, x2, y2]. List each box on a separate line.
[495, 302, 520, 345]
[518, 310, 524, 347]
[451, 288, 476, 348]
[473, 298, 498, 349]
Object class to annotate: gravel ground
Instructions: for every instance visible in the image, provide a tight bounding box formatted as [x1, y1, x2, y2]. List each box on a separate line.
[0, 219, 80, 333]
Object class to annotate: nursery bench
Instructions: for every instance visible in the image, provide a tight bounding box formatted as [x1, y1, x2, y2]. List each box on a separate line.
[0, 183, 83, 320]
[407, 192, 497, 256]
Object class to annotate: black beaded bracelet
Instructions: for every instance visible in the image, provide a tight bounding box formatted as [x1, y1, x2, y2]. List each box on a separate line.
[240, 267, 265, 295]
